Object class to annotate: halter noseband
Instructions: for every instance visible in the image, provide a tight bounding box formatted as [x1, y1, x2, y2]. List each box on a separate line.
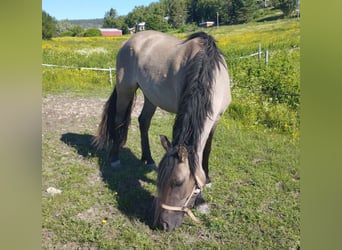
[160, 174, 204, 223]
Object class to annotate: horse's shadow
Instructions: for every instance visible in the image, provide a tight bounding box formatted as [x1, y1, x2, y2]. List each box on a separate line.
[60, 132, 157, 228]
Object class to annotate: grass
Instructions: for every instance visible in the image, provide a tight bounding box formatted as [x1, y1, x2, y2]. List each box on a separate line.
[42, 18, 300, 249]
[42, 67, 112, 97]
[42, 116, 299, 249]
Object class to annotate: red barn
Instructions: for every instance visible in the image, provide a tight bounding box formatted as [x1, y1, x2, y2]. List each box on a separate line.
[99, 28, 122, 37]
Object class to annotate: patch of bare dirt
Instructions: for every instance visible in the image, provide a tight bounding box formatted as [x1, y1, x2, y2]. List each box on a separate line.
[42, 94, 166, 134]
[42, 94, 146, 133]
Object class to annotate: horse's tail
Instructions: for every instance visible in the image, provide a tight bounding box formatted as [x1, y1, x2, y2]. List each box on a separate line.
[93, 88, 118, 149]
[93, 87, 135, 149]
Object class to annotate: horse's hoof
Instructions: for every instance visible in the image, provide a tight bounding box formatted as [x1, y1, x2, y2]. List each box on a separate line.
[196, 203, 210, 214]
[110, 160, 121, 169]
[205, 182, 213, 188]
[146, 163, 157, 170]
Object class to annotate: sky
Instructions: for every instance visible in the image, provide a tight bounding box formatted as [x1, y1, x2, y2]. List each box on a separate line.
[42, 0, 156, 20]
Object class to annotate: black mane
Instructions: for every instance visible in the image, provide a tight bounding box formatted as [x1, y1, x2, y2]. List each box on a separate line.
[171, 32, 225, 174]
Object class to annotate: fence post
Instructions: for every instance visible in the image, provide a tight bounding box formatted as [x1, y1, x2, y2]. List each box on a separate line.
[109, 68, 113, 86]
[258, 43, 261, 62]
[265, 50, 269, 65]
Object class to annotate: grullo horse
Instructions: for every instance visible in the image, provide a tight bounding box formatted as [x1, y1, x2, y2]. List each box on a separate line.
[94, 31, 231, 231]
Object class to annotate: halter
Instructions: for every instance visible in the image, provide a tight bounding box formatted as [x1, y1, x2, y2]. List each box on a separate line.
[160, 174, 204, 223]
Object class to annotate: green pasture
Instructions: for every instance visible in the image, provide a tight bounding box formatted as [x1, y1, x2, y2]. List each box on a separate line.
[42, 19, 300, 249]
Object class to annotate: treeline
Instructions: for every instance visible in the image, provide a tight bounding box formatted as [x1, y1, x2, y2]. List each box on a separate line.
[103, 0, 298, 32]
[42, 0, 298, 39]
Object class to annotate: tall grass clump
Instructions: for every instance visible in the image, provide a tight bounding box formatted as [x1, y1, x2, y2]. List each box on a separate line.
[216, 20, 300, 139]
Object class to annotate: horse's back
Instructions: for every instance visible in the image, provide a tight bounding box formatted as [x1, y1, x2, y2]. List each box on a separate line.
[123, 30, 181, 54]
[116, 31, 193, 112]
[117, 31, 183, 73]
[115, 31, 230, 114]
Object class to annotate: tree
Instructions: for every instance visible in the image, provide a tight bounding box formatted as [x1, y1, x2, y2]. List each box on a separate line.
[84, 28, 102, 37]
[125, 6, 148, 28]
[121, 23, 130, 35]
[187, 0, 219, 23]
[56, 20, 74, 36]
[162, 0, 187, 28]
[186, 0, 232, 25]
[124, 5, 169, 32]
[42, 11, 56, 39]
[145, 2, 169, 31]
[219, 0, 233, 25]
[103, 8, 118, 28]
[103, 8, 131, 33]
[70, 25, 84, 37]
[55, 21, 84, 37]
[271, 0, 297, 17]
[229, 0, 258, 24]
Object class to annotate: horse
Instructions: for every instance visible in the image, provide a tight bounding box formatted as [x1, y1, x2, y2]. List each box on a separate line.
[93, 30, 231, 231]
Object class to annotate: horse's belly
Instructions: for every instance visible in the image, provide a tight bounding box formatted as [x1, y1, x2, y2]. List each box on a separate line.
[147, 93, 178, 114]
[139, 81, 179, 114]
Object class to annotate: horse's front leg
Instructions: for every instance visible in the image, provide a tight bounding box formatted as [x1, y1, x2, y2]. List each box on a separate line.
[202, 121, 218, 187]
[138, 96, 157, 169]
[194, 121, 218, 214]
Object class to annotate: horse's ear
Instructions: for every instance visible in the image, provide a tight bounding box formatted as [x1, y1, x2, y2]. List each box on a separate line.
[160, 135, 171, 151]
[178, 145, 188, 163]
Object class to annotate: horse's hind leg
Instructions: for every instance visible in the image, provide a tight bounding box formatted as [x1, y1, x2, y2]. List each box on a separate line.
[138, 95, 157, 169]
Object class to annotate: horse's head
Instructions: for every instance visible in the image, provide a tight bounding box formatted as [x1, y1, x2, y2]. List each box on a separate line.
[154, 135, 202, 231]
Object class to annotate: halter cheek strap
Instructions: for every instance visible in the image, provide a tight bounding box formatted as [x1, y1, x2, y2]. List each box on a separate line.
[160, 174, 204, 223]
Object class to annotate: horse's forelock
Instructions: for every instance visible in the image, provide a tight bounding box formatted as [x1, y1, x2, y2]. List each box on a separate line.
[154, 151, 177, 226]
[157, 149, 178, 195]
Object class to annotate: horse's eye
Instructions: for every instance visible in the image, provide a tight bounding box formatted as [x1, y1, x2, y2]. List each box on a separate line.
[173, 178, 185, 187]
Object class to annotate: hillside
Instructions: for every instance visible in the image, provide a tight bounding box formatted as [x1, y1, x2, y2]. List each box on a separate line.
[60, 18, 104, 29]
